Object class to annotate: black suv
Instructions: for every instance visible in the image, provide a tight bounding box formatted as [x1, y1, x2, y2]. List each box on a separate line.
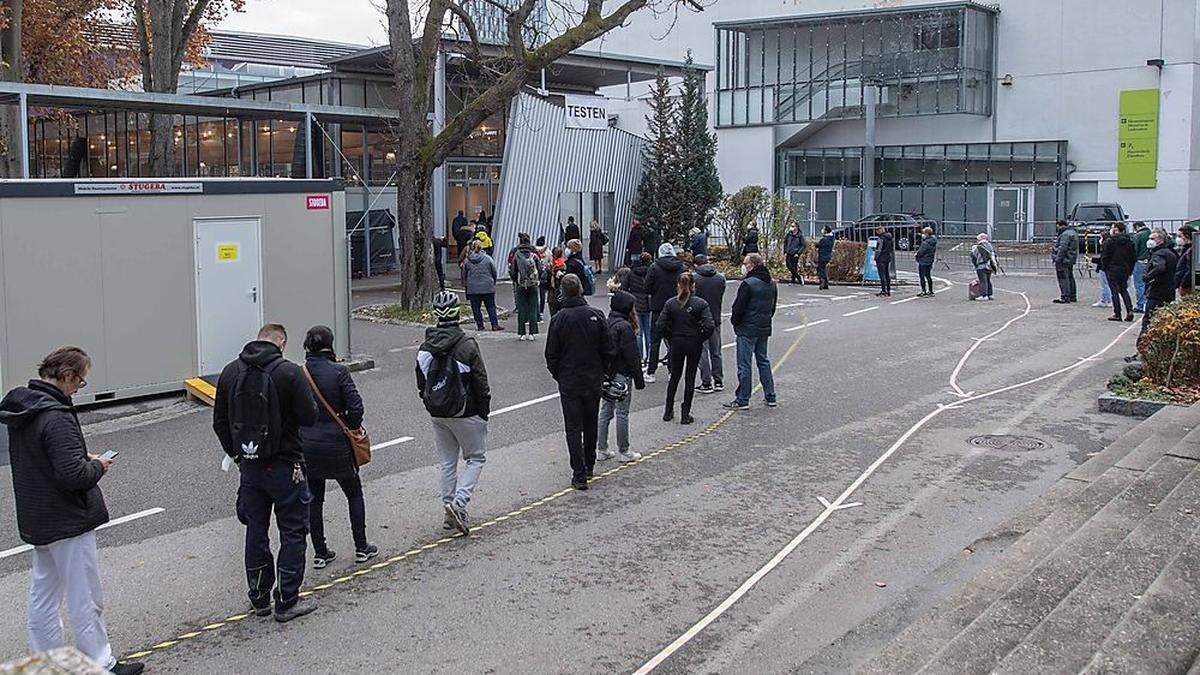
[1068, 203, 1127, 253]
[833, 213, 939, 251]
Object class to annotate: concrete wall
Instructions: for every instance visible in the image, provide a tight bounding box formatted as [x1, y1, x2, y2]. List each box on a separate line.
[0, 180, 348, 404]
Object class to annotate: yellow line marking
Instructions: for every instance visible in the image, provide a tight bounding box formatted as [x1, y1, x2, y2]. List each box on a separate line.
[312, 583, 333, 590]
[225, 613, 249, 622]
[152, 641, 178, 649]
[333, 576, 353, 583]
[371, 562, 390, 570]
[201, 622, 225, 630]
[125, 651, 153, 659]
[178, 632, 202, 639]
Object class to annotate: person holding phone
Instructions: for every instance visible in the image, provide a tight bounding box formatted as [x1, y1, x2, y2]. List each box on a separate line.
[0, 347, 144, 675]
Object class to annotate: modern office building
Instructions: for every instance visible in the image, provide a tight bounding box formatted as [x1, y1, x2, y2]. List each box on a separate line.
[592, 0, 1200, 238]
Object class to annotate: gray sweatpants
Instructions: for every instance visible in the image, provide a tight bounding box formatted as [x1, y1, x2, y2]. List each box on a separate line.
[698, 324, 724, 387]
[431, 415, 488, 507]
[598, 373, 633, 453]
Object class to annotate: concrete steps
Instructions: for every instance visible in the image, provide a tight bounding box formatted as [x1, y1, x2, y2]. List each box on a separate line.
[858, 403, 1200, 675]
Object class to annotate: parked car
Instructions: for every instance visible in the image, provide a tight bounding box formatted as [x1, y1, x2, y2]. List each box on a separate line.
[833, 213, 939, 251]
[1068, 202, 1127, 253]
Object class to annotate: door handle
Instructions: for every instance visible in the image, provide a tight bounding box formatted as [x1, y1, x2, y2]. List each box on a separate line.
[250, 286, 258, 303]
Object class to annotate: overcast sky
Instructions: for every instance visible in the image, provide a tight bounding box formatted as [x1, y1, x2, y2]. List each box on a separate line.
[217, 0, 389, 46]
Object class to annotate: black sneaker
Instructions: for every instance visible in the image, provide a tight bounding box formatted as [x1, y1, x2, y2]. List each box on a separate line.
[714, 381, 725, 392]
[110, 662, 145, 675]
[355, 544, 379, 563]
[275, 597, 318, 623]
[443, 510, 455, 530]
[252, 603, 273, 618]
[444, 502, 470, 536]
[313, 550, 336, 569]
[1052, 298, 1068, 304]
[680, 414, 695, 425]
[572, 480, 589, 491]
[697, 384, 716, 395]
[765, 400, 779, 408]
[663, 409, 674, 422]
[722, 401, 750, 411]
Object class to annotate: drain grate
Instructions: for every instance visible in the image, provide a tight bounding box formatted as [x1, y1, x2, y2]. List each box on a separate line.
[968, 434, 1051, 451]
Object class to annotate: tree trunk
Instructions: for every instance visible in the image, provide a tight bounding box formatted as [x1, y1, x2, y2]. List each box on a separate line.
[396, 158, 438, 310]
[147, 113, 175, 176]
[0, 0, 23, 178]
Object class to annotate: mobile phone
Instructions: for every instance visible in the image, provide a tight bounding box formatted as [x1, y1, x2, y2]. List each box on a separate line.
[99, 450, 119, 461]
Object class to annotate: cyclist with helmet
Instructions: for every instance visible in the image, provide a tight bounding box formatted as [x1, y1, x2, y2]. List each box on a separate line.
[597, 288, 646, 463]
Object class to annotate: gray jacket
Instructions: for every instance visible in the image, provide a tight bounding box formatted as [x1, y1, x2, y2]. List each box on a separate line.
[971, 241, 996, 271]
[1053, 227, 1078, 266]
[915, 234, 938, 265]
[463, 252, 498, 295]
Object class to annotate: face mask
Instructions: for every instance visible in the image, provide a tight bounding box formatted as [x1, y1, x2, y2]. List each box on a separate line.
[1178, 236, 1187, 248]
[740, 265, 748, 277]
[1148, 239, 1160, 249]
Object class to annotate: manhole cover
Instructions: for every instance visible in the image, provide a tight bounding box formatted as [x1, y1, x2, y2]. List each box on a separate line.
[968, 435, 1051, 451]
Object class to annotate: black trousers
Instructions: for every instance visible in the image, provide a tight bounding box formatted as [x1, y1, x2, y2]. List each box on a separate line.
[1107, 271, 1133, 317]
[434, 258, 446, 290]
[666, 339, 703, 416]
[560, 390, 601, 483]
[877, 259, 892, 294]
[1056, 263, 1077, 301]
[307, 473, 367, 554]
[647, 310, 665, 374]
[918, 264, 934, 294]
[786, 253, 802, 283]
[237, 460, 310, 611]
[1142, 297, 1164, 333]
[817, 260, 830, 289]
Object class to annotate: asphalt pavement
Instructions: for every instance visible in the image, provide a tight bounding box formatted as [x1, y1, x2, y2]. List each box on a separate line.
[0, 266, 1141, 673]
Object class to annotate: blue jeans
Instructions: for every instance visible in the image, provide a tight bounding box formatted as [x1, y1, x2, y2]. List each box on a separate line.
[236, 459, 311, 611]
[467, 293, 499, 330]
[734, 334, 775, 405]
[1133, 260, 1147, 310]
[598, 373, 632, 452]
[1097, 270, 1112, 304]
[637, 311, 652, 361]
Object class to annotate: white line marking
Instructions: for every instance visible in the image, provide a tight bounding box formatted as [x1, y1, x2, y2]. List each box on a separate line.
[784, 319, 830, 333]
[890, 296, 920, 305]
[633, 323, 1138, 674]
[948, 290, 1031, 396]
[490, 393, 562, 416]
[370, 436, 414, 451]
[842, 306, 879, 317]
[0, 507, 166, 560]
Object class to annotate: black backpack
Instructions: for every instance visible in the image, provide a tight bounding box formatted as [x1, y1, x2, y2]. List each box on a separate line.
[229, 360, 283, 461]
[422, 351, 468, 418]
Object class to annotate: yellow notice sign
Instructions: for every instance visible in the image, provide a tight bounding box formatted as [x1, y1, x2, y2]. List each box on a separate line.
[1117, 89, 1159, 189]
[216, 243, 240, 262]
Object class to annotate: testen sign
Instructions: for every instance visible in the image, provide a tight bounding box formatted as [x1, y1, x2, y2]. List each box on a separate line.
[564, 95, 610, 130]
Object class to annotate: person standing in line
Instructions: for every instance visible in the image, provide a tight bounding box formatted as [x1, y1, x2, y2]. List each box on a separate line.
[431, 232, 448, 291]
[589, 221, 609, 274]
[546, 274, 616, 490]
[1176, 224, 1194, 297]
[874, 225, 895, 297]
[1052, 219, 1079, 303]
[457, 220, 476, 287]
[213, 324, 319, 623]
[816, 225, 835, 290]
[643, 243, 685, 384]
[693, 254, 726, 393]
[596, 290, 646, 463]
[1091, 230, 1113, 309]
[915, 226, 938, 297]
[508, 233, 543, 341]
[415, 291, 491, 536]
[452, 210, 471, 253]
[298, 326, 377, 569]
[741, 223, 760, 257]
[688, 227, 708, 258]
[1142, 228, 1179, 333]
[626, 220, 645, 266]
[0, 348, 145, 675]
[1101, 222, 1136, 322]
[535, 236, 550, 314]
[783, 222, 806, 285]
[724, 253, 779, 411]
[547, 246, 567, 316]
[564, 239, 595, 296]
[605, 266, 631, 295]
[627, 252, 654, 364]
[970, 233, 997, 301]
[643, 219, 662, 260]
[473, 227, 494, 258]
[563, 216, 582, 244]
[463, 241, 502, 332]
[1132, 221, 1151, 311]
[657, 273, 715, 425]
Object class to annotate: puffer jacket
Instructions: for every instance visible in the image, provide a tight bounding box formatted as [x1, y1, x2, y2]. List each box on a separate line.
[0, 380, 109, 546]
[731, 266, 778, 338]
[627, 260, 652, 314]
[608, 291, 646, 386]
[415, 324, 491, 419]
[300, 352, 365, 479]
[694, 264, 726, 317]
[656, 294, 716, 343]
[741, 228, 760, 256]
[784, 229, 805, 255]
[463, 252, 498, 295]
[646, 255, 685, 312]
[1144, 243, 1179, 302]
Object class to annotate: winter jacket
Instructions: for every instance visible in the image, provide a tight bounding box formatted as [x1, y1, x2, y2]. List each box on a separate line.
[299, 352, 365, 480]
[545, 295, 616, 396]
[689, 231, 708, 257]
[915, 234, 938, 266]
[1101, 232, 1137, 279]
[644, 227, 662, 259]
[874, 232, 895, 264]
[214, 340, 318, 465]
[656, 295, 716, 343]
[971, 242, 997, 272]
[626, 226, 644, 256]
[1144, 243, 1180, 302]
[627, 260, 652, 314]
[1177, 244, 1193, 291]
[731, 266, 778, 338]
[564, 251, 593, 294]
[1053, 227, 1079, 266]
[817, 233, 835, 263]
[415, 324, 491, 420]
[607, 291, 646, 387]
[473, 230, 494, 251]
[563, 221, 582, 244]
[741, 228, 760, 256]
[0, 380, 109, 546]
[646, 255, 685, 312]
[783, 229, 805, 256]
[694, 264, 726, 318]
[1134, 227, 1152, 262]
[463, 252, 498, 295]
[589, 230, 608, 260]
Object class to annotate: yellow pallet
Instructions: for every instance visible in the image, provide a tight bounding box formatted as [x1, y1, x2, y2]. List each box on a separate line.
[184, 378, 216, 406]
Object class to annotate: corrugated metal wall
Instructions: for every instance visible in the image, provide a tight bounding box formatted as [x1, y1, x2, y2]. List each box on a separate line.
[492, 93, 644, 268]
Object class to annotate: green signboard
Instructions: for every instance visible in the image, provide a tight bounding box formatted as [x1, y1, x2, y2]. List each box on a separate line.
[1118, 88, 1160, 188]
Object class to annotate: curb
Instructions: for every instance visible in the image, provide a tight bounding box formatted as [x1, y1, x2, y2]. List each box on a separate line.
[1097, 392, 1182, 418]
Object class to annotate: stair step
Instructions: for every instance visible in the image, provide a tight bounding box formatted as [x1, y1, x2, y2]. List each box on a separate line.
[919, 453, 1193, 673]
[1116, 432, 1195, 472]
[1082, 523, 1200, 674]
[858, 467, 1138, 674]
[994, 454, 1200, 673]
[1168, 422, 1200, 461]
[1068, 405, 1194, 482]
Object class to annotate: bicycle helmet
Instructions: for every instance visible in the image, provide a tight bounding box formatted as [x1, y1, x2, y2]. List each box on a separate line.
[601, 379, 630, 403]
[432, 290, 461, 322]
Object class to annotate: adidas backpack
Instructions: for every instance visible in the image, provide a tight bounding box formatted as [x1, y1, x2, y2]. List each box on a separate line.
[229, 361, 283, 461]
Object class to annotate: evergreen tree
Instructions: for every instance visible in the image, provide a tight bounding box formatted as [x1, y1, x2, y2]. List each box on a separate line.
[633, 68, 681, 245]
[676, 51, 723, 237]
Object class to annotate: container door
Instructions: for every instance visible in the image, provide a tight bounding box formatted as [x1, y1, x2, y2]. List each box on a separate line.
[194, 218, 263, 376]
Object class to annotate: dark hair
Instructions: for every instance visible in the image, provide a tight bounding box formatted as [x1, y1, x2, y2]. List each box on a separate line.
[560, 273, 582, 297]
[822, 225, 832, 233]
[518, 232, 531, 246]
[552, 246, 564, 258]
[613, 266, 630, 286]
[1111, 221, 1127, 233]
[38, 346, 91, 381]
[638, 252, 652, 264]
[694, 254, 708, 265]
[303, 325, 335, 354]
[258, 323, 287, 341]
[1134, 221, 1147, 230]
[1181, 224, 1195, 241]
[1056, 219, 1068, 228]
[536, 236, 546, 247]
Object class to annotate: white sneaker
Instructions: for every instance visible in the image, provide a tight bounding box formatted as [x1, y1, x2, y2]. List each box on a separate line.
[617, 450, 642, 463]
[1092, 301, 1111, 308]
[597, 448, 617, 461]
[644, 373, 656, 384]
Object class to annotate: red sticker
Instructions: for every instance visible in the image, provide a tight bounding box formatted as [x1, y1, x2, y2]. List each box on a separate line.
[306, 195, 330, 210]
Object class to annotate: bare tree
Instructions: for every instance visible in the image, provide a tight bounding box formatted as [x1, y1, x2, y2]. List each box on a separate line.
[385, 0, 704, 309]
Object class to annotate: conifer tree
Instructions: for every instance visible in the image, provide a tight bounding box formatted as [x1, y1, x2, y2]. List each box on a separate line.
[675, 51, 722, 236]
[633, 68, 681, 243]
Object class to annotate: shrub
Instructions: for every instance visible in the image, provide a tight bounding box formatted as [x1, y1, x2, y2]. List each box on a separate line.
[1139, 294, 1200, 387]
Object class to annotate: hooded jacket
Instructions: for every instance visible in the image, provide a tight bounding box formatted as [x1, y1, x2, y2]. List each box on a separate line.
[646, 255, 685, 312]
[565, 250, 592, 294]
[731, 266, 778, 338]
[416, 323, 491, 419]
[627, 259, 652, 314]
[694, 264, 726, 318]
[607, 291, 646, 387]
[213, 340, 318, 465]
[1101, 232, 1137, 279]
[545, 295, 616, 396]
[1, 380, 109, 545]
[874, 231, 895, 264]
[1144, 242, 1179, 302]
[783, 228, 805, 255]
[299, 352, 364, 479]
[464, 251, 498, 295]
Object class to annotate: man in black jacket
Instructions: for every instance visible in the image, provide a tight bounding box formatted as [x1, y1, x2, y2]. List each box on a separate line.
[914, 227, 938, 297]
[816, 225, 835, 290]
[597, 290, 646, 463]
[874, 225, 895, 297]
[693, 255, 727, 393]
[214, 323, 319, 623]
[1142, 228, 1180, 333]
[0, 347, 144, 675]
[725, 254, 779, 411]
[545, 274, 616, 490]
[783, 223, 806, 284]
[644, 243, 684, 382]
